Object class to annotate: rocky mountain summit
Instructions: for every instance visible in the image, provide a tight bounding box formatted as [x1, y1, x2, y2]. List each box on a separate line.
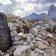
[48, 4, 56, 20]
[0, 15, 56, 56]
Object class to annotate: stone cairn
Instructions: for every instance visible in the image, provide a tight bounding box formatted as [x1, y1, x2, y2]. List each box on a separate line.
[0, 12, 12, 52]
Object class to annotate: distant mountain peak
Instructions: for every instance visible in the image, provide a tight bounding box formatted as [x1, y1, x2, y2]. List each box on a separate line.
[48, 4, 56, 20]
[25, 13, 47, 20]
[28, 13, 38, 17]
[50, 4, 54, 9]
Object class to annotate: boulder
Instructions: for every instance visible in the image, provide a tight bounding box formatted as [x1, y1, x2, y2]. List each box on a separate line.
[30, 51, 36, 56]
[35, 41, 48, 49]
[14, 45, 31, 56]
[10, 30, 17, 37]
[0, 12, 12, 52]
[30, 28, 38, 36]
[34, 48, 44, 53]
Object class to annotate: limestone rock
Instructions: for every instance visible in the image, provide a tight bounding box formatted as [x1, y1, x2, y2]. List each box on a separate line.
[35, 41, 48, 49]
[30, 28, 38, 36]
[17, 32, 24, 37]
[0, 50, 4, 56]
[30, 51, 36, 56]
[10, 30, 17, 37]
[14, 45, 31, 56]
[34, 48, 44, 53]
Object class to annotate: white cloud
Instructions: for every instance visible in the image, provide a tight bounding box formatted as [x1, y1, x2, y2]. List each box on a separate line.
[16, 0, 28, 4]
[0, 0, 55, 17]
[13, 10, 23, 16]
[24, 3, 35, 12]
[0, 0, 12, 5]
[34, 3, 43, 10]
[36, 11, 48, 14]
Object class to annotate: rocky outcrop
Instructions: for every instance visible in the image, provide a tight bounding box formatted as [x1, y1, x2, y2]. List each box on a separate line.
[14, 45, 31, 56]
[48, 4, 56, 20]
[7, 19, 56, 56]
[0, 18, 55, 56]
[0, 12, 12, 52]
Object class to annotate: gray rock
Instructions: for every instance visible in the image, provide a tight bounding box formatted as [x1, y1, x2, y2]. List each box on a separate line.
[34, 48, 44, 53]
[44, 53, 51, 56]
[0, 50, 4, 56]
[14, 45, 31, 56]
[26, 36, 31, 44]
[30, 35, 35, 40]
[23, 42, 28, 45]
[35, 41, 48, 49]
[30, 51, 36, 56]
[0, 12, 12, 52]
[13, 35, 21, 41]
[4, 53, 9, 56]
[44, 48, 56, 56]
[8, 22, 16, 31]
[13, 40, 24, 45]
[32, 39, 36, 44]
[17, 32, 24, 37]
[30, 28, 38, 36]
[10, 30, 17, 37]
[30, 42, 35, 50]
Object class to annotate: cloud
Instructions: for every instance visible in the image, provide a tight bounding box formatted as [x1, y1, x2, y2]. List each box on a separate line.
[43, 0, 56, 3]
[0, 0, 12, 5]
[0, 0, 56, 17]
[16, 0, 28, 4]
[13, 10, 23, 16]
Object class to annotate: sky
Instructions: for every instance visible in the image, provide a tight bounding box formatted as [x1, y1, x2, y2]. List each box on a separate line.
[0, 0, 56, 17]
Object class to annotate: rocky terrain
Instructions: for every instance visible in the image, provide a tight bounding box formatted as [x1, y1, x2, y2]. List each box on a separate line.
[0, 16, 56, 56]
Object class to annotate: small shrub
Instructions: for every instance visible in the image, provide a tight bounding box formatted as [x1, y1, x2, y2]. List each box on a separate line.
[22, 20, 26, 24]
[23, 25, 30, 33]
[16, 27, 21, 33]
[19, 18, 22, 21]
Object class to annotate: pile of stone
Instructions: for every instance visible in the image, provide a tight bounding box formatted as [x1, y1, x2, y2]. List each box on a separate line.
[7, 19, 56, 56]
[0, 13, 56, 56]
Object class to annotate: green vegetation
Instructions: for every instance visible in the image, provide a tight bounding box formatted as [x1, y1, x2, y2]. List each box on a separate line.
[16, 25, 30, 33]
[7, 16, 15, 22]
[7, 16, 32, 33]
[16, 27, 22, 33]
[23, 25, 30, 33]
[19, 18, 26, 23]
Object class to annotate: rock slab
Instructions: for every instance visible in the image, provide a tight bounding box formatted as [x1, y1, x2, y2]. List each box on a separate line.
[14, 45, 31, 56]
[0, 12, 12, 52]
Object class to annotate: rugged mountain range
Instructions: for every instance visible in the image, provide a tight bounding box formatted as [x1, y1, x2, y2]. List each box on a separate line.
[25, 4, 56, 20]
[25, 13, 47, 20]
[48, 4, 56, 20]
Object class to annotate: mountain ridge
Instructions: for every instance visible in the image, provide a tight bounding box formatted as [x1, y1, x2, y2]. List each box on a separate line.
[24, 13, 47, 20]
